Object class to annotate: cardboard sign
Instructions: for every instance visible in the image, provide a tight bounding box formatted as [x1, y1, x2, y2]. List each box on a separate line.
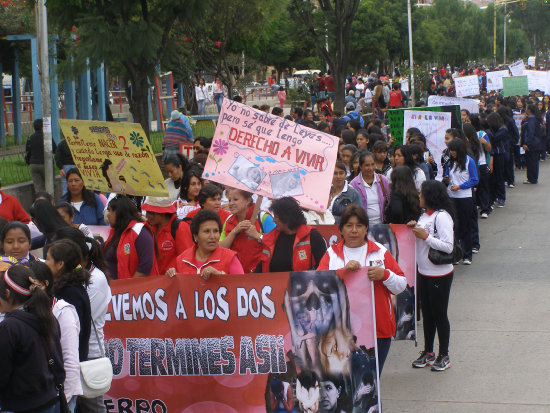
[58, 120, 168, 197]
[509, 60, 525, 77]
[179, 142, 194, 160]
[104, 270, 381, 412]
[428, 95, 480, 114]
[524, 70, 550, 92]
[454, 75, 480, 97]
[403, 111, 452, 179]
[486, 70, 510, 92]
[203, 99, 339, 212]
[502, 76, 529, 97]
[528, 56, 536, 67]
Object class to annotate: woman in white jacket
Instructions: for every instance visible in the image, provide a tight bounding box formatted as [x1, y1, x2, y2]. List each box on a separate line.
[407, 180, 455, 372]
[195, 78, 210, 116]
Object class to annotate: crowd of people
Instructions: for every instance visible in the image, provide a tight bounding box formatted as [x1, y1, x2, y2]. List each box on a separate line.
[2, 62, 548, 412]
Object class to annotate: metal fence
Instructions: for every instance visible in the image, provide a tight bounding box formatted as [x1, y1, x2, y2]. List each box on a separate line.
[0, 146, 31, 187]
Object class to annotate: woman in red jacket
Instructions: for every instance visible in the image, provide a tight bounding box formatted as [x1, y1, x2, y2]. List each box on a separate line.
[104, 195, 157, 279]
[142, 196, 194, 275]
[317, 204, 406, 373]
[166, 210, 244, 279]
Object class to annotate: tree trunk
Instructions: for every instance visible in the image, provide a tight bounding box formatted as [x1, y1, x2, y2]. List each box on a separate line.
[129, 73, 151, 137]
[333, 70, 345, 114]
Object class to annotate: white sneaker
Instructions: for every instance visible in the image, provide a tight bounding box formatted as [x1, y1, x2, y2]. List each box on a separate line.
[480, 213, 488, 219]
[463, 259, 472, 265]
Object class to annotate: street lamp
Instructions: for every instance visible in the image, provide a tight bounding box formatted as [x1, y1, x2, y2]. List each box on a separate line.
[407, 0, 415, 106]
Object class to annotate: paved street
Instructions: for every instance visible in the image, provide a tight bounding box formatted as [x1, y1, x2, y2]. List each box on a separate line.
[382, 162, 550, 412]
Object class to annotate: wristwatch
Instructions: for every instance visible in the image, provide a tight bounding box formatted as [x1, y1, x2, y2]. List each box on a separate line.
[257, 234, 263, 243]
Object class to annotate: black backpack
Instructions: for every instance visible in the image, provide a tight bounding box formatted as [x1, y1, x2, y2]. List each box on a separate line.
[170, 217, 192, 240]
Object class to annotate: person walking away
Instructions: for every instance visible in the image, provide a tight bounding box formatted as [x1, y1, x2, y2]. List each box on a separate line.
[521, 104, 544, 184]
[25, 119, 56, 194]
[162, 110, 194, 161]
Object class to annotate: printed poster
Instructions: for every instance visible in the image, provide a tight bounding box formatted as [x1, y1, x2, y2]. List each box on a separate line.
[427, 95, 480, 114]
[103, 271, 381, 412]
[403, 110, 452, 179]
[314, 224, 417, 341]
[454, 75, 480, 98]
[58, 120, 168, 197]
[524, 70, 550, 92]
[486, 70, 509, 92]
[509, 60, 525, 77]
[203, 98, 339, 212]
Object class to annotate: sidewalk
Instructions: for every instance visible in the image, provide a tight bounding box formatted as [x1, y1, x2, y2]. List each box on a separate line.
[381, 163, 550, 412]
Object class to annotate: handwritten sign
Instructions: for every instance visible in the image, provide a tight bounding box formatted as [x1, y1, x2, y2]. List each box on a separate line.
[58, 120, 168, 197]
[524, 70, 550, 92]
[528, 56, 536, 67]
[502, 76, 529, 97]
[403, 110, 451, 179]
[454, 75, 480, 98]
[509, 60, 525, 77]
[204, 98, 339, 212]
[428, 95, 480, 114]
[486, 70, 509, 92]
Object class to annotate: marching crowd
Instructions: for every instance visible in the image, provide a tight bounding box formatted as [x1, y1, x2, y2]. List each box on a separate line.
[0, 64, 547, 412]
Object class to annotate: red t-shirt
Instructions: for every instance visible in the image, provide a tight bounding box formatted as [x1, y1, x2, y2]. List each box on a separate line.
[324, 76, 335, 92]
[388, 90, 403, 107]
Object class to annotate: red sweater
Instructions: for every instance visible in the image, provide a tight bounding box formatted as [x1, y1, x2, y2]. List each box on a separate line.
[0, 192, 30, 223]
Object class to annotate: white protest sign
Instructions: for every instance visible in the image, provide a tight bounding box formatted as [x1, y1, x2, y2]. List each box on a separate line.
[527, 56, 536, 67]
[486, 70, 509, 92]
[524, 70, 550, 92]
[43, 117, 52, 133]
[203, 98, 339, 212]
[403, 110, 451, 180]
[454, 75, 480, 97]
[427, 95, 480, 114]
[509, 60, 525, 77]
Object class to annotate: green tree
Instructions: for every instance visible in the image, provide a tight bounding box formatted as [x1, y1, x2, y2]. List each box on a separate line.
[46, 0, 208, 136]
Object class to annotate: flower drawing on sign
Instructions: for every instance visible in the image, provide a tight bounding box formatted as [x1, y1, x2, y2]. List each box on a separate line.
[209, 139, 228, 171]
[130, 131, 144, 148]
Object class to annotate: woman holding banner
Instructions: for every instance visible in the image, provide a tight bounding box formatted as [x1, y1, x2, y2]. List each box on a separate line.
[317, 204, 406, 372]
[167, 210, 244, 278]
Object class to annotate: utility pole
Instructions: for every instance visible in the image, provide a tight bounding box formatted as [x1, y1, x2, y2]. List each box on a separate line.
[503, 1, 507, 64]
[493, 0, 497, 67]
[407, 0, 415, 106]
[37, 0, 54, 194]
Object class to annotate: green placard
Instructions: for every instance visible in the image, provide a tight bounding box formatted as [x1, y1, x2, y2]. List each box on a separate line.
[502, 76, 529, 97]
[388, 105, 462, 145]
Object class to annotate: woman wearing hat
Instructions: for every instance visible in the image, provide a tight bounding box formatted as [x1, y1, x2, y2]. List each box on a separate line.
[142, 196, 194, 275]
[104, 195, 158, 279]
[166, 210, 244, 278]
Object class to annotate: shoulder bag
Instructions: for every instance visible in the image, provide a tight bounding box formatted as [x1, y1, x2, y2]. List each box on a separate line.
[427, 212, 462, 265]
[79, 319, 113, 398]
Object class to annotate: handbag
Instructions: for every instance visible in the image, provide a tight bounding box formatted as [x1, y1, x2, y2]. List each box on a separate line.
[79, 319, 113, 398]
[427, 212, 463, 265]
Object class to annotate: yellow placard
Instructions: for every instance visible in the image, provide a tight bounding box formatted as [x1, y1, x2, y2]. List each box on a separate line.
[58, 120, 168, 197]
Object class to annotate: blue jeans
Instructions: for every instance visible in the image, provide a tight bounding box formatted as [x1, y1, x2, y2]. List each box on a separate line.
[377, 337, 392, 374]
[214, 93, 223, 113]
[197, 99, 206, 116]
[40, 399, 61, 413]
[61, 164, 77, 194]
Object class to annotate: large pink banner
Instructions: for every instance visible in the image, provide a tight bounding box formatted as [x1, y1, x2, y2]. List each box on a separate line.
[203, 99, 339, 212]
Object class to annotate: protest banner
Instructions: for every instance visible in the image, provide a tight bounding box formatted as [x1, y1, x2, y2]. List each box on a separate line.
[509, 60, 525, 77]
[203, 99, 339, 212]
[454, 75, 480, 97]
[103, 270, 381, 412]
[387, 105, 461, 146]
[502, 76, 529, 97]
[486, 70, 509, 92]
[427, 95, 480, 114]
[314, 224, 417, 341]
[403, 110, 452, 179]
[528, 56, 536, 67]
[524, 70, 550, 92]
[58, 120, 168, 197]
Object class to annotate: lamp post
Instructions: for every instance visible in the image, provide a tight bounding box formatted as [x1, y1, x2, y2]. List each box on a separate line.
[407, 0, 415, 106]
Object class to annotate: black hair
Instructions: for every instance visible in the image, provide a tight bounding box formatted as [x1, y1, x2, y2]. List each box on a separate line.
[469, 114, 481, 131]
[339, 204, 369, 234]
[63, 168, 97, 207]
[55, 201, 75, 219]
[317, 122, 330, 131]
[293, 107, 303, 118]
[269, 197, 306, 230]
[1, 221, 31, 245]
[390, 166, 421, 218]
[334, 161, 347, 172]
[421, 180, 455, 221]
[100, 159, 114, 189]
[190, 209, 222, 239]
[448, 138, 468, 171]
[54, 226, 109, 277]
[341, 129, 356, 146]
[341, 144, 357, 155]
[406, 127, 421, 141]
[372, 140, 388, 153]
[358, 150, 376, 167]
[271, 107, 284, 116]
[30, 199, 70, 242]
[486, 112, 503, 133]
[0, 217, 7, 239]
[497, 105, 512, 121]
[527, 104, 543, 123]
[408, 143, 425, 162]
[199, 137, 212, 149]
[34, 191, 53, 204]
[197, 184, 223, 207]
[1, 264, 57, 346]
[46, 239, 91, 294]
[395, 145, 418, 173]
[462, 123, 481, 162]
[164, 153, 189, 171]
[284, 115, 293, 121]
[232, 95, 243, 103]
[33, 118, 43, 131]
[461, 109, 471, 122]
[104, 195, 144, 255]
[179, 167, 204, 202]
[348, 119, 361, 132]
[445, 128, 464, 141]
[367, 125, 382, 135]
